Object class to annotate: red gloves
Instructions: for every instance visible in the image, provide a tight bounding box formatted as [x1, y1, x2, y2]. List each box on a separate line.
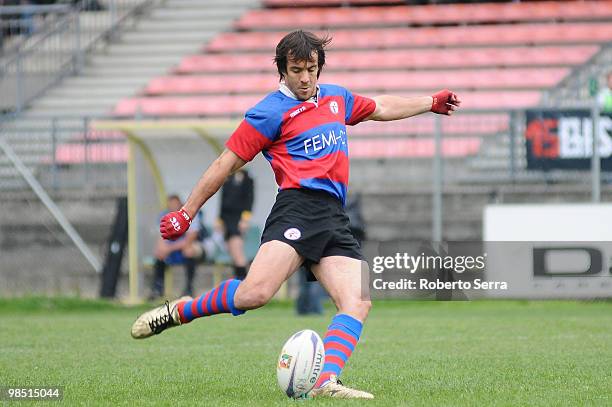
[160, 208, 192, 240]
[431, 89, 461, 115]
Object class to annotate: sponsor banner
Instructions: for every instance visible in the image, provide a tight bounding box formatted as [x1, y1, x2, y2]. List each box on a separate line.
[483, 204, 612, 298]
[484, 241, 612, 299]
[525, 109, 612, 170]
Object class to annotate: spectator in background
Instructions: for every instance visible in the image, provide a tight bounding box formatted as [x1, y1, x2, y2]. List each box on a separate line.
[150, 194, 201, 299]
[219, 169, 254, 280]
[598, 71, 612, 114]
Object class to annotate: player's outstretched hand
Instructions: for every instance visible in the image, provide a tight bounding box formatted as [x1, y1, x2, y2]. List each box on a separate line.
[431, 89, 461, 115]
[160, 208, 192, 240]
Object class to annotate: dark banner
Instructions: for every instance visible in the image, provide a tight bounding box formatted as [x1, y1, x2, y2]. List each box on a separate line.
[525, 109, 612, 171]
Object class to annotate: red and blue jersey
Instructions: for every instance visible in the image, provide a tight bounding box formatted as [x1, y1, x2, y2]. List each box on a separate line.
[226, 84, 376, 205]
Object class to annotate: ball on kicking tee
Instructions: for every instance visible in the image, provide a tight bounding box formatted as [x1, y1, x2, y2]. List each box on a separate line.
[276, 329, 325, 398]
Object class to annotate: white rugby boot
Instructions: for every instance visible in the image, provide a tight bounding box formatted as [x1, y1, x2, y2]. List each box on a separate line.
[131, 296, 191, 339]
[309, 375, 374, 399]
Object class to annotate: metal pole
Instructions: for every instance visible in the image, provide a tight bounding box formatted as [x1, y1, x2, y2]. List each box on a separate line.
[591, 101, 601, 203]
[112, 0, 118, 25]
[15, 54, 23, 113]
[0, 138, 101, 272]
[83, 116, 90, 184]
[51, 117, 58, 190]
[127, 140, 140, 303]
[74, 11, 82, 74]
[509, 110, 517, 183]
[433, 115, 443, 242]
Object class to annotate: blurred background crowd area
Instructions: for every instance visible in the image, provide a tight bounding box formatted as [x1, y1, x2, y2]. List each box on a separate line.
[0, 0, 610, 299]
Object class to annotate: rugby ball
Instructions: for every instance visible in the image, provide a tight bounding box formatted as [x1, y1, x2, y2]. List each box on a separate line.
[276, 329, 325, 398]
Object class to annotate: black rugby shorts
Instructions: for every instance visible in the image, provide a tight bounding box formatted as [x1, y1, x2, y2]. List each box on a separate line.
[260, 188, 363, 277]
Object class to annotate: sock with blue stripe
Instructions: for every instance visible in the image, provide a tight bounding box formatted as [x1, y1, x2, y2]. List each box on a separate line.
[177, 279, 245, 323]
[315, 313, 363, 388]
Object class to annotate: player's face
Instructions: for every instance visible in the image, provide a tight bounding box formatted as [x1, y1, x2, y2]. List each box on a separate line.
[284, 53, 318, 101]
[608, 73, 612, 89]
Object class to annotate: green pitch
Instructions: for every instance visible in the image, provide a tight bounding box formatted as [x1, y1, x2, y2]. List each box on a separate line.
[1, 298, 611, 406]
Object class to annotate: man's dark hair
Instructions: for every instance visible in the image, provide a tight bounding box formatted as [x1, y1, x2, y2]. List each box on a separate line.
[274, 30, 332, 81]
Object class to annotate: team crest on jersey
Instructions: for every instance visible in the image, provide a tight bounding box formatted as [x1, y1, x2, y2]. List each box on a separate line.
[329, 101, 339, 114]
[284, 227, 301, 240]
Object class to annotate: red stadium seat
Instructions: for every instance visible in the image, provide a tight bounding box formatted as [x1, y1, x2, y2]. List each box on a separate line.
[175, 46, 599, 74]
[53, 143, 128, 164]
[238, 2, 612, 30]
[263, 0, 404, 7]
[113, 91, 541, 117]
[145, 68, 569, 95]
[350, 138, 482, 159]
[349, 115, 510, 137]
[113, 96, 261, 116]
[54, 138, 482, 161]
[207, 23, 612, 52]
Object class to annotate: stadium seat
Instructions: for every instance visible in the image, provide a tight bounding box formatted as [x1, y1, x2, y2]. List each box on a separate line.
[145, 68, 569, 95]
[207, 23, 612, 52]
[237, 2, 612, 30]
[53, 143, 128, 164]
[52, 134, 484, 164]
[114, 92, 537, 118]
[263, 0, 404, 7]
[350, 137, 482, 159]
[175, 46, 598, 74]
[350, 114, 510, 137]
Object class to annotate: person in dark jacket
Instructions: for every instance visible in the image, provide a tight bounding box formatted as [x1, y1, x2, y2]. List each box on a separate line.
[219, 169, 254, 280]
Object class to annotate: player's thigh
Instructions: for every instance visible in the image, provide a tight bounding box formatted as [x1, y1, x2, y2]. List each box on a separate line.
[234, 240, 303, 307]
[311, 256, 371, 321]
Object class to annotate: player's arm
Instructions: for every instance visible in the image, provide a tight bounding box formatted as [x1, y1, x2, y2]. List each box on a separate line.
[367, 90, 461, 121]
[183, 149, 245, 218]
[160, 149, 245, 240]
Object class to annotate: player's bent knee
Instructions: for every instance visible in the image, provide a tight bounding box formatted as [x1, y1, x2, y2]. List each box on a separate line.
[234, 284, 274, 310]
[337, 297, 371, 322]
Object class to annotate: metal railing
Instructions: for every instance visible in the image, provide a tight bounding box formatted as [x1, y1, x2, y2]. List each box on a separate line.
[0, 4, 73, 56]
[0, 115, 127, 194]
[0, 0, 155, 115]
[2, 107, 611, 194]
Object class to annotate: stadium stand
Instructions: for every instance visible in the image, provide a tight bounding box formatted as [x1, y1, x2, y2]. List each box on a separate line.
[175, 46, 599, 73]
[4, 0, 612, 260]
[113, 92, 542, 116]
[0, 0, 259, 190]
[237, 2, 612, 29]
[207, 24, 612, 51]
[145, 69, 569, 94]
[3, 0, 612, 295]
[115, 1, 612, 134]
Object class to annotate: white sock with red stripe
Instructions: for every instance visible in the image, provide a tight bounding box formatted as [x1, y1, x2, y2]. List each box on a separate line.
[315, 313, 363, 388]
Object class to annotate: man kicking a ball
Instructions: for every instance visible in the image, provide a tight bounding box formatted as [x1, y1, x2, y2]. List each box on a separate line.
[131, 30, 460, 399]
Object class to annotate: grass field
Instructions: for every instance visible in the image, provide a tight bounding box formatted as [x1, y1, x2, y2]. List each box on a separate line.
[1, 298, 611, 406]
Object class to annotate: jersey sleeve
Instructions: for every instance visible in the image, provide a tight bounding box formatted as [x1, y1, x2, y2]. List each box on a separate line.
[344, 89, 376, 126]
[226, 105, 281, 162]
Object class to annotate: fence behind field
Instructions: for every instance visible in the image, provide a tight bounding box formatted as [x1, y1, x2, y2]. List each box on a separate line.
[0, 0, 155, 114]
